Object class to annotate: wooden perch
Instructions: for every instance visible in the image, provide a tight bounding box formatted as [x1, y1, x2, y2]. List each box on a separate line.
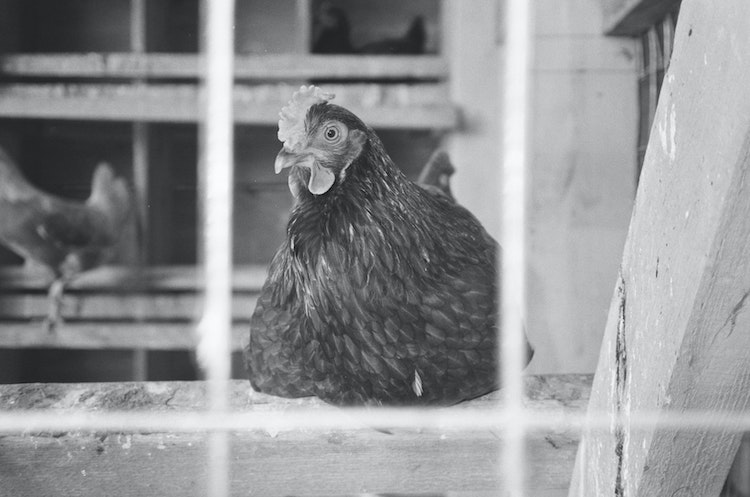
[570, 1, 750, 495]
[0, 83, 458, 129]
[0, 54, 449, 80]
[0, 265, 265, 350]
[0, 375, 589, 496]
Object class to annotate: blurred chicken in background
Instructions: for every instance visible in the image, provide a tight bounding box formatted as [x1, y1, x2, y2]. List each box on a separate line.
[417, 150, 455, 200]
[312, 1, 354, 54]
[312, 2, 426, 55]
[0, 147, 132, 332]
[359, 16, 426, 55]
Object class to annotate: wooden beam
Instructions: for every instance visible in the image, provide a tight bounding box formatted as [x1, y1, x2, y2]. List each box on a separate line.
[0, 54, 449, 80]
[0, 322, 249, 351]
[0, 293, 257, 320]
[0, 375, 590, 496]
[0, 265, 267, 291]
[602, 0, 681, 36]
[0, 266, 263, 350]
[0, 83, 458, 129]
[570, 1, 750, 495]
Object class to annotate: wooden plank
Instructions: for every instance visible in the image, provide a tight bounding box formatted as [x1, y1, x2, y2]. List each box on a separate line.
[0, 266, 261, 350]
[0, 53, 449, 80]
[601, 0, 681, 35]
[570, 1, 750, 495]
[0, 375, 590, 496]
[0, 322, 249, 351]
[0, 293, 257, 320]
[0, 265, 267, 291]
[0, 83, 458, 129]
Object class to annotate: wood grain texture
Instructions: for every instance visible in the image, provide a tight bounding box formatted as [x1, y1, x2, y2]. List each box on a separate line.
[570, 1, 750, 495]
[0, 375, 590, 496]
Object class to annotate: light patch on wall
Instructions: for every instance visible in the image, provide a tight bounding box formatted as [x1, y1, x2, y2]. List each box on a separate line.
[658, 103, 677, 162]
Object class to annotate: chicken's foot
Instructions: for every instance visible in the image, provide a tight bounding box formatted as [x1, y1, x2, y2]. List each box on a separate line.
[44, 279, 65, 333]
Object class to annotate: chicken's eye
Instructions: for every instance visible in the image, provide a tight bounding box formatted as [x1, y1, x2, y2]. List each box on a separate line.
[323, 124, 343, 142]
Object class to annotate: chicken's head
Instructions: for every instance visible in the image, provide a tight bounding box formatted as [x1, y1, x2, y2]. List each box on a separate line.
[275, 85, 368, 196]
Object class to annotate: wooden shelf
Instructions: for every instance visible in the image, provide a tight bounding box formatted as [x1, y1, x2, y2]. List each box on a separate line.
[0, 374, 590, 496]
[0, 293, 257, 320]
[0, 265, 267, 292]
[0, 53, 449, 80]
[0, 265, 262, 351]
[0, 82, 458, 129]
[0, 322, 249, 351]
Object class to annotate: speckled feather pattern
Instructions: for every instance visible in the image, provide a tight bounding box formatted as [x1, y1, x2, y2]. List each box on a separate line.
[245, 103, 532, 406]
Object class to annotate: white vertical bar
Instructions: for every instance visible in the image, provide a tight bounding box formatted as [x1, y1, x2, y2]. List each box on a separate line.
[130, 0, 146, 53]
[295, 0, 312, 54]
[500, 0, 532, 495]
[200, 0, 234, 411]
[130, 0, 149, 382]
[200, 1, 235, 496]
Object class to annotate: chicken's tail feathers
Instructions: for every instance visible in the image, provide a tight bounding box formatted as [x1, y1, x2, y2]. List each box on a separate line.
[0, 146, 37, 197]
[87, 162, 133, 228]
[417, 150, 455, 200]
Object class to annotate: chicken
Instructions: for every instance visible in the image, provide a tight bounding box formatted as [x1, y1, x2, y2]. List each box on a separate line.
[245, 86, 533, 406]
[417, 149, 455, 200]
[312, 1, 354, 54]
[0, 147, 132, 331]
[312, 4, 426, 56]
[358, 16, 426, 55]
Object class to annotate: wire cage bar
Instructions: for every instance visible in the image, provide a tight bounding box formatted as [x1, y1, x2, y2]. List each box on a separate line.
[197, 1, 236, 496]
[500, 0, 534, 495]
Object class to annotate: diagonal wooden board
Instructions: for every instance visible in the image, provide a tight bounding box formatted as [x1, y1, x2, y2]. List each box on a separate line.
[570, 0, 750, 495]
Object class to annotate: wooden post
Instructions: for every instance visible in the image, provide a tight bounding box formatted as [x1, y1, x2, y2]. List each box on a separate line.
[570, 1, 750, 496]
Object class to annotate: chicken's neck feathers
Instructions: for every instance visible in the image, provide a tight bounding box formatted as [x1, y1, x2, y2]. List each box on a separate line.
[281, 142, 462, 320]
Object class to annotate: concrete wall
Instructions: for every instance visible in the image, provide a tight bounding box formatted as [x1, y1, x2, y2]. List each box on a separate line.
[447, 0, 638, 373]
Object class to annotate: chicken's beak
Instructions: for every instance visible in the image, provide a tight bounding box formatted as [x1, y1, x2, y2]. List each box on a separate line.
[274, 147, 336, 195]
[274, 147, 306, 174]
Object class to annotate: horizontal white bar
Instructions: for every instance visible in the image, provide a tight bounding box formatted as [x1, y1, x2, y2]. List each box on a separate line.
[1, 408, 750, 434]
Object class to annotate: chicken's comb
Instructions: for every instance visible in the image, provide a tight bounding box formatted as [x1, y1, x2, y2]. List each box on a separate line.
[278, 85, 334, 152]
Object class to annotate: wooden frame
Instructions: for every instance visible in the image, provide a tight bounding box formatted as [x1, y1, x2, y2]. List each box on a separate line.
[570, 0, 750, 494]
